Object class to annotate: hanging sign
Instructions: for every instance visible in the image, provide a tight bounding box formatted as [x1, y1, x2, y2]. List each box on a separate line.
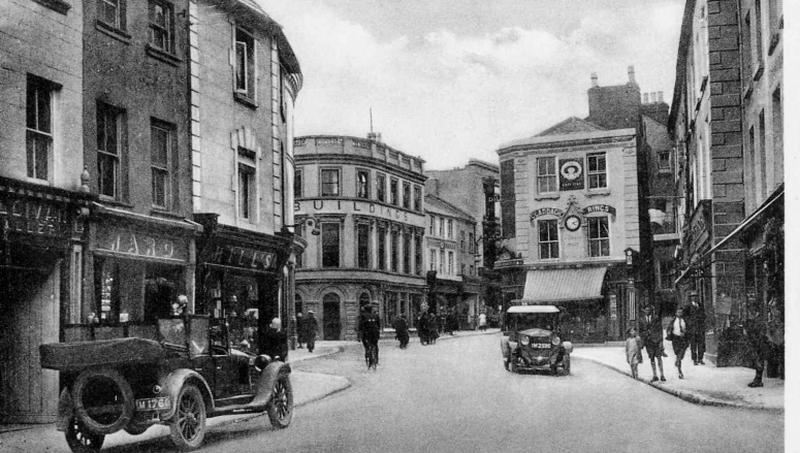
[559, 158, 584, 191]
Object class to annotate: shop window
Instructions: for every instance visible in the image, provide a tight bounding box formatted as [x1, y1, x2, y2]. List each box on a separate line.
[97, 102, 123, 199]
[587, 153, 607, 189]
[414, 235, 422, 276]
[588, 217, 610, 257]
[234, 26, 256, 102]
[538, 219, 559, 259]
[148, 0, 174, 53]
[238, 156, 255, 220]
[390, 178, 399, 205]
[536, 156, 557, 193]
[402, 181, 410, 209]
[390, 230, 399, 272]
[356, 169, 370, 199]
[377, 225, 386, 270]
[413, 186, 422, 211]
[357, 223, 370, 268]
[376, 173, 386, 202]
[320, 168, 340, 196]
[94, 257, 120, 323]
[144, 263, 183, 322]
[321, 222, 340, 268]
[26, 75, 55, 181]
[98, 0, 126, 31]
[403, 232, 411, 274]
[151, 119, 175, 209]
[439, 249, 444, 274]
[294, 168, 302, 198]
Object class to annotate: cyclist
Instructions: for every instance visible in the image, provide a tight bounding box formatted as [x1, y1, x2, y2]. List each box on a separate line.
[358, 304, 381, 369]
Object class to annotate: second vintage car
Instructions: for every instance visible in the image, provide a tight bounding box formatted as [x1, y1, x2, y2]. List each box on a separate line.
[500, 304, 572, 374]
[40, 315, 293, 452]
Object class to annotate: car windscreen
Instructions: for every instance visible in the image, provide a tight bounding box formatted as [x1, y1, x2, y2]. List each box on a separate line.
[158, 318, 187, 347]
[509, 313, 556, 331]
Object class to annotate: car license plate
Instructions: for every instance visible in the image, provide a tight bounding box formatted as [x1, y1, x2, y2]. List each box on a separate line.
[532, 343, 550, 349]
[135, 396, 171, 411]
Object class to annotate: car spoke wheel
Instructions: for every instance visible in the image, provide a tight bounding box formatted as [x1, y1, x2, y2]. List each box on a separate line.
[169, 384, 206, 450]
[65, 417, 104, 453]
[267, 375, 293, 429]
[73, 368, 134, 435]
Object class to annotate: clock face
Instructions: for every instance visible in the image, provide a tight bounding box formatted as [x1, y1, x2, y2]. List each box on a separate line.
[565, 215, 581, 231]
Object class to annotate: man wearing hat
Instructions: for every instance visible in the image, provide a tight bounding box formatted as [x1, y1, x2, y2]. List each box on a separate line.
[303, 310, 318, 353]
[638, 305, 666, 382]
[684, 291, 706, 365]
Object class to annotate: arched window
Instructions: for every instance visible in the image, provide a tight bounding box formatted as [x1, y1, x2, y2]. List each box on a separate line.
[359, 292, 371, 309]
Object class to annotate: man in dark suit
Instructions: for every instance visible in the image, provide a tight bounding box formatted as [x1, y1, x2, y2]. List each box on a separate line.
[638, 305, 666, 382]
[684, 292, 706, 365]
[262, 318, 288, 362]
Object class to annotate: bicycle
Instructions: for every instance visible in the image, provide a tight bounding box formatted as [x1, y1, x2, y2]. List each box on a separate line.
[364, 340, 379, 370]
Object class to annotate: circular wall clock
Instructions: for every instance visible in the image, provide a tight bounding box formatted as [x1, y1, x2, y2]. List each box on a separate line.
[565, 215, 581, 231]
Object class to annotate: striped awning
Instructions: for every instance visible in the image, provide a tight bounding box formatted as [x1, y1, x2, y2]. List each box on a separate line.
[520, 267, 608, 303]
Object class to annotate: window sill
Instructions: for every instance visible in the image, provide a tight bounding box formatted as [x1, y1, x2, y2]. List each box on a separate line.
[146, 44, 181, 67]
[32, 0, 71, 14]
[98, 197, 133, 209]
[585, 188, 610, 197]
[753, 65, 764, 82]
[533, 193, 560, 201]
[234, 92, 258, 109]
[96, 20, 131, 44]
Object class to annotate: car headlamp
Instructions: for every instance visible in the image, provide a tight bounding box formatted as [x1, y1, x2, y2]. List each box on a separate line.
[254, 354, 270, 371]
[520, 335, 530, 346]
[551, 335, 561, 346]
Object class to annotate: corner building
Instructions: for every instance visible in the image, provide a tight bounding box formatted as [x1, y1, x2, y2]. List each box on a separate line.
[294, 135, 427, 340]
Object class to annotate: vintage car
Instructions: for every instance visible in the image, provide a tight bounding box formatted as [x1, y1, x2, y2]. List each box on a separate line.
[500, 304, 572, 374]
[39, 315, 293, 452]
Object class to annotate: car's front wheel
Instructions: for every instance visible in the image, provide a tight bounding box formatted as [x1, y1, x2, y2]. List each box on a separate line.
[267, 374, 293, 428]
[169, 384, 206, 450]
[65, 417, 104, 453]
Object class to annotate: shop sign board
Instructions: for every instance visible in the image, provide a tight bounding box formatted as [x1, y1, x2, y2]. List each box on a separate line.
[582, 204, 616, 216]
[209, 244, 277, 271]
[96, 227, 186, 262]
[529, 207, 564, 221]
[559, 158, 584, 191]
[0, 196, 80, 238]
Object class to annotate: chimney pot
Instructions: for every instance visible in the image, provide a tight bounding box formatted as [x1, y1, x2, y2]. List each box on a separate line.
[590, 72, 598, 87]
[627, 65, 636, 83]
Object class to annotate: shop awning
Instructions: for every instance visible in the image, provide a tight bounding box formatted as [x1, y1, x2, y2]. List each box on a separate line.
[520, 267, 607, 303]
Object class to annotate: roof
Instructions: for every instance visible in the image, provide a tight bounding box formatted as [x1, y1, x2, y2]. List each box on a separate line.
[506, 305, 560, 314]
[520, 267, 608, 303]
[424, 194, 475, 223]
[536, 117, 605, 137]
[497, 128, 637, 152]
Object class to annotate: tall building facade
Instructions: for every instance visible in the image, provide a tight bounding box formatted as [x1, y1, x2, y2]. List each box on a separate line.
[189, 0, 304, 352]
[294, 135, 427, 340]
[0, 0, 93, 423]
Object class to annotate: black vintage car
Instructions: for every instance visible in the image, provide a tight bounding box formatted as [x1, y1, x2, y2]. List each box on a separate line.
[500, 304, 573, 374]
[39, 315, 293, 452]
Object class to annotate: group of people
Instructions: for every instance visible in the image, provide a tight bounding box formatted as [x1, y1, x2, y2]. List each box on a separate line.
[415, 311, 441, 345]
[626, 298, 706, 382]
[295, 310, 319, 353]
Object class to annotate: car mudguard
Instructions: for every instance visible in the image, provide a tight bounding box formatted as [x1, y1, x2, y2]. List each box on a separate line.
[248, 361, 292, 409]
[157, 369, 215, 421]
[500, 337, 510, 359]
[56, 387, 73, 432]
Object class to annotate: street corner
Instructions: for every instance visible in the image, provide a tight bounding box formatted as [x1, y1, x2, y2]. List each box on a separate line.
[289, 345, 347, 364]
[293, 371, 352, 407]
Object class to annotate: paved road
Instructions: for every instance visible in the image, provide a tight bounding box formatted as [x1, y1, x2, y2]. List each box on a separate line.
[104, 333, 783, 453]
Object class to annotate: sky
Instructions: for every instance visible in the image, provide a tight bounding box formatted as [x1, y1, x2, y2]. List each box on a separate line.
[261, 0, 685, 170]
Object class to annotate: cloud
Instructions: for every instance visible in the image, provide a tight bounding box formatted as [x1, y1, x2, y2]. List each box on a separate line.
[261, 1, 683, 169]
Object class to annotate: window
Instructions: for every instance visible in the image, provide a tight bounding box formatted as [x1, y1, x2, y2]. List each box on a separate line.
[447, 251, 454, 276]
[356, 170, 370, 199]
[235, 27, 255, 101]
[447, 219, 453, 239]
[500, 159, 516, 238]
[754, 0, 764, 71]
[148, 0, 173, 53]
[438, 217, 444, 237]
[402, 182, 410, 209]
[98, 0, 125, 30]
[414, 235, 422, 275]
[238, 161, 255, 219]
[538, 219, 559, 259]
[429, 249, 436, 271]
[26, 76, 53, 181]
[377, 226, 386, 270]
[413, 186, 422, 211]
[468, 232, 474, 253]
[587, 153, 607, 189]
[321, 223, 340, 267]
[758, 109, 767, 198]
[743, 12, 753, 78]
[376, 173, 386, 202]
[390, 178, 398, 205]
[460, 231, 465, 251]
[97, 102, 121, 198]
[657, 259, 675, 290]
[391, 230, 399, 272]
[657, 151, 671, 172]
[320, 168, 340, 196]
[536, 157, 557, 193]
[357, 223, 370, 268]
[403, 233, 411, 274]
[772, 88, 783, 179]
[460, 263, 465, 276]
[588, 217, 610, 257]
[150, 120, 174, 208]
[429, 216, 435, 235]
[439, 249, 444, 274]
[470, 265, 475, 276]
[294, 168, 302, 198]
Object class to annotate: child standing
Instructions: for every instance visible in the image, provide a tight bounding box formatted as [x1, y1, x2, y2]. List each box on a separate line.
[626, 327, 643, 379]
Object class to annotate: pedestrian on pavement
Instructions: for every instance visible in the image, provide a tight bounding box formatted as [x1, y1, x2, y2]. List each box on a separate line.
[262, 318, 288, 362]
[625, 327, 643, 379]
[667, 307, 688, 379]
[394, 315, 410, 349]
[296, 313, 306, 349]
[304, 310, 318, 353]
[427, 311, 439, 344]
[478, 312, 487, 331]
[744, 308, 771, 388]
[358, 304, 381, 369]
[417, 312, 429, 345]
[638, 305, 666, 382]
[684, 293, 706, 365]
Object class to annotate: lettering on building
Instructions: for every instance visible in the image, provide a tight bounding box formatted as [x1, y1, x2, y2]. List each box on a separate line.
[209, 244, 276, 271]
[0, 197, 78, 238]
[582, 204, 616, 216]
[97, 228, 184, 261]
[530, 207, 565, 221]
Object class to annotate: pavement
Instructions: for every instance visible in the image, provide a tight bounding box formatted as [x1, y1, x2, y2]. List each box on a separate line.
[572, 341, 784, 412]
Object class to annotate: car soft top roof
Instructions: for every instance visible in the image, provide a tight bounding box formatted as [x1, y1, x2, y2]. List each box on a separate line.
[506, 305, 560, 314]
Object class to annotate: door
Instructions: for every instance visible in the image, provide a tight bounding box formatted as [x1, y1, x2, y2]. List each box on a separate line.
[322, 294, 341, 340]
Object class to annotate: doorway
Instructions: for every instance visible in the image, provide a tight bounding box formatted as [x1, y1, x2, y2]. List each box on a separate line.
[322, 293, 341, 340]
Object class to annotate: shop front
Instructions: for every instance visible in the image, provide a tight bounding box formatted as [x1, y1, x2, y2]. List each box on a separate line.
[194, 215, 293, 355]
[0, 177, 93, 423]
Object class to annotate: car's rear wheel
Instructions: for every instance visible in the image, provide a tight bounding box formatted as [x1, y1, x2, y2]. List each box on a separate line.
[169, 384, 206, 450]
[267, 374, 293, 428]
[65, 416, 104, 453]
[72, 368, 134, 435]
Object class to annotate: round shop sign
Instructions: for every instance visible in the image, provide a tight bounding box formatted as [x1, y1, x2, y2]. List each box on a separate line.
[560, 160, 582, 181]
